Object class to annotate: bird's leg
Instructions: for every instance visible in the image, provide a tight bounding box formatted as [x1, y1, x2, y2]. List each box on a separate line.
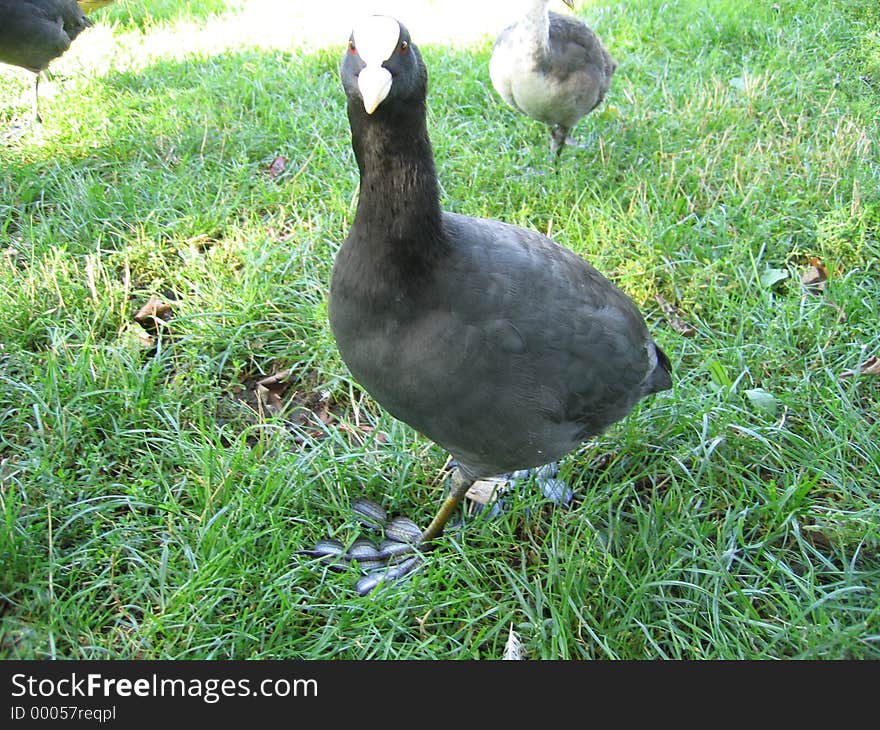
[419, 467, 474, 541]
[33, 74, 42, 124]
[550, 124, 570, 159]
[550, 125, 588, 161]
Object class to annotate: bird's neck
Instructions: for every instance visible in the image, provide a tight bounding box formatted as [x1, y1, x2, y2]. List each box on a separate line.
[348, 100, 446, 277]
[524, 0, 552, 53]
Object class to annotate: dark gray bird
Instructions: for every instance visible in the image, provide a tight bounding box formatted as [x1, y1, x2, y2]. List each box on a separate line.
[0, 0, 93, 122]
[489, 0, 616, 158]
[303, 15, 671, 594]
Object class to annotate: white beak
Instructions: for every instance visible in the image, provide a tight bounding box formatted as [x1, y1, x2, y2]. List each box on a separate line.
[358, 65, 392, 114]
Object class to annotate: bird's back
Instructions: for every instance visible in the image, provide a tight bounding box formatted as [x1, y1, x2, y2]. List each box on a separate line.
[490, 9, 616, 129]
[0, 0, 92, 72]
[546, 11, 616, 112]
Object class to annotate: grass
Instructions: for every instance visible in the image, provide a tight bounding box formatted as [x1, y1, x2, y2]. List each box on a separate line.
[0, 0, 878, 659]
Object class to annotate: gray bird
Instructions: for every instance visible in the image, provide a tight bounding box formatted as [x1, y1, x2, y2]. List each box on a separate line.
[302, 15, 670, 595]
[489, 0, 616, 158]
[0, 0, 93, 123]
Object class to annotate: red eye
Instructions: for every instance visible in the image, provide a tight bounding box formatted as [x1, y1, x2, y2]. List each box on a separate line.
[349, 40, 356, 54]
[400, 40, 409, 53]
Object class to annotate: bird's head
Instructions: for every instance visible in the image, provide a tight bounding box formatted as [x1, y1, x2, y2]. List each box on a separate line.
[341, 16, 426, 115]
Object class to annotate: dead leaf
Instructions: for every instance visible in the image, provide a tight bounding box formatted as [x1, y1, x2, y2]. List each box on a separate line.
[313, 399, 332, 425]
[255, 370, 294, 414]
[268, 156, 287, 179]
[256, 369, 292, 390]
[465, 476, 507, 506]
[133, 296, 172, 335]
[136, 332, 156, 349]
[801, 256, 829, 292]
[255, 384, 283, 413]
[838, 354, 880, 380]
[655, 293, 697, 337]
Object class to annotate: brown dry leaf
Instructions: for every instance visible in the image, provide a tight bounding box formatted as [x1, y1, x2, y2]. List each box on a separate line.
[838, 354, 880, 380]
[305, 390, 333, 425]
[465, 476, 507, 506]
[255, 384, 284, 413]
[801, 256, 829, 292]
[256, 370, 293, 414]
[133, 296, 172, 335]
[313, 402, 331, 424]
[268, 156, 287, 179]
[655, 293, 697, 337]
[256, 369, 292, 389]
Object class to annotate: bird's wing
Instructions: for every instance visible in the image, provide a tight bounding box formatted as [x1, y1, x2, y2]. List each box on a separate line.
[442, 213, 661, 433]
[547, 11, 616, 82]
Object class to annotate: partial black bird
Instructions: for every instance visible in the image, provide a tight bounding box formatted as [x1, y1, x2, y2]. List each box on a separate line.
[0, 0, 93, 122]
[489, 0, 616, 158]
[302, 15, 671, 594]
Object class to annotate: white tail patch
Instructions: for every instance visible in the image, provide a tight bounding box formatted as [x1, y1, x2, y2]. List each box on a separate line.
[353, 15, 401, 66]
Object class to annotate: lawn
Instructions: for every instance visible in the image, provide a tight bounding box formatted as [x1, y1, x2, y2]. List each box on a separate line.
[0, 0, 878, 659]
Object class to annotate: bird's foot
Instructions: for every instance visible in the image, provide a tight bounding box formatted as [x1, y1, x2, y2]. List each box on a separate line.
[465, 462, 574, 518]
[297, 498, 427, 596]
